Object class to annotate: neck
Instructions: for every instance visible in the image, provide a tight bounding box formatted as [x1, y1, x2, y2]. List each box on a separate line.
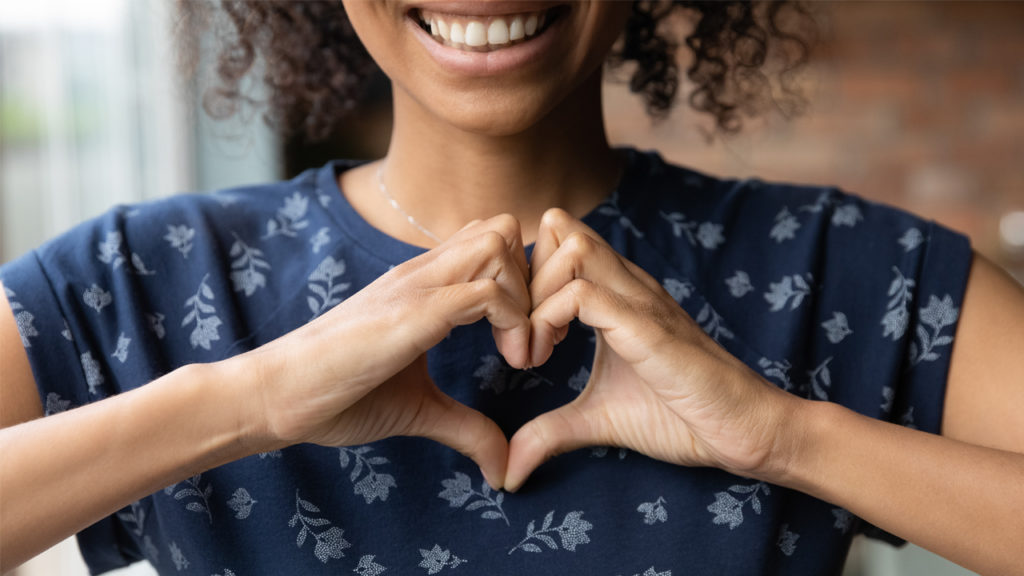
[343, 70, 623, 247]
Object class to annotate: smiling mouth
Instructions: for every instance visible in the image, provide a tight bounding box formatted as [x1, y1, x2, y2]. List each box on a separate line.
[411, 6, 566, 53]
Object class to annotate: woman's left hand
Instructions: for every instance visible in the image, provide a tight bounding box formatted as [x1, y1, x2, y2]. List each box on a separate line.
[505, 209, 803, 491]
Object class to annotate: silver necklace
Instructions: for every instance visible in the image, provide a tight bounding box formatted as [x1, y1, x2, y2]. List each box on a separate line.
[376, 163, 443, 244]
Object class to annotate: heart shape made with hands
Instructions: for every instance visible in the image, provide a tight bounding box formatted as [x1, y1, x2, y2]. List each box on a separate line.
[438, 209, 764, 493]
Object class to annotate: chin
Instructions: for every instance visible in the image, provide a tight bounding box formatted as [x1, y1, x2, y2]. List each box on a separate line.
[430, 86, 567, 137]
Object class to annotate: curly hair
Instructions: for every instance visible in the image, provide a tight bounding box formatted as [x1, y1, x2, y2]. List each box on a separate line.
[177, 1, 816, 142]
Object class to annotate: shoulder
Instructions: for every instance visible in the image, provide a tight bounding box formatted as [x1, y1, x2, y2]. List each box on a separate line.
[622, 150, 968, 277]
[616, 150, 974, 427]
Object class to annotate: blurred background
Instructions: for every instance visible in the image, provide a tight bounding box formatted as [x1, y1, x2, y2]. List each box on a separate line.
[2, 1, 1021, 575]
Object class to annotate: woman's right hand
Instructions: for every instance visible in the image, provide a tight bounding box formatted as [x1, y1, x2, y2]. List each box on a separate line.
[231, 215, 531, 487]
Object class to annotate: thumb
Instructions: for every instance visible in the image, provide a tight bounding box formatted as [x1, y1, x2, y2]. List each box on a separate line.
[406, 387, 510, 490]
[505, 402, 603, 492]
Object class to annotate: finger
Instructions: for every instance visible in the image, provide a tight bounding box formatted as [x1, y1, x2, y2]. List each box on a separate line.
[505, 401, 604, 492]
[446, 214, 530, 286]
[530, 230, 639, 308]
[436, 278, 532, 368]
[530, 208, 608, 281]
[531, 208, 666, 301]
[530, 278, 660, 369]
[407, 387, 510, 490]
[430, 229, 531, 317]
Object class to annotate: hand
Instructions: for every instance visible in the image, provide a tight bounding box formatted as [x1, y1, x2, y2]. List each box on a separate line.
[505, 209, 800, 491]
[232, 215, 532, 487]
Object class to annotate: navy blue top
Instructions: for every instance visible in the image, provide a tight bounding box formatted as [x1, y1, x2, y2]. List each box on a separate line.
[1, 149, 972, 576]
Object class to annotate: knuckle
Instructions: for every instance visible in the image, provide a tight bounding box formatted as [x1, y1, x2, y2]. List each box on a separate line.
[541, 207, 571, 230]
[471, 278, 502, 300]
[478, 231, 507, 257]
[489, 213, 521, 241]
[566, 278, 595, 299]
[563, 232, 595, 257]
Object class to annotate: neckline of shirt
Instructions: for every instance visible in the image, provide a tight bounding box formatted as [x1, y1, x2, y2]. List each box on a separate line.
[314, 147, 658, 266]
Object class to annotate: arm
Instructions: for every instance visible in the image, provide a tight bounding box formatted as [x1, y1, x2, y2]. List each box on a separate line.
[0, 303, 258, 568]
[779, 254, 1024, 575]
[0, 215, 530, 572]
[507, 212, 1024, 576]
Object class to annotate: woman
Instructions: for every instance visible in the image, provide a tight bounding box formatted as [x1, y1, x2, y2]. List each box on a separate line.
[2, 1, 1022, 574]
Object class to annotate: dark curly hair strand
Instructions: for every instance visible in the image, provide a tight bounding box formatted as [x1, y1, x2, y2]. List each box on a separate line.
[177, 1, 816, 142]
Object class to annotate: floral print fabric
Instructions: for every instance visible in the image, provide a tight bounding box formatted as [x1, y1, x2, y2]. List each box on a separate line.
[0, 149, 972, 575]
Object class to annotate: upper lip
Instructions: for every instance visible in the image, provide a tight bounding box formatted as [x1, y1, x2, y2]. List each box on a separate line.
[405, 1, 564, 17]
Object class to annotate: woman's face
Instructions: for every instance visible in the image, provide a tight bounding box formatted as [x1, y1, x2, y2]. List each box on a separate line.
[342, 1, 631, 136]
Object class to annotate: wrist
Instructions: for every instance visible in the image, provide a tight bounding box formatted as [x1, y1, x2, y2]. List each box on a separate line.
[754, 394, 838, 490]
[205, 352, 287, 456]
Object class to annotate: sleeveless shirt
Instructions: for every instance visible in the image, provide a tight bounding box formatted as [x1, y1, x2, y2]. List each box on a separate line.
[1, 149, 973, 575]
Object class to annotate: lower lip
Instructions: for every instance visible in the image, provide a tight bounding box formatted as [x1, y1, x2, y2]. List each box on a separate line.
[406, 11, 565, 76]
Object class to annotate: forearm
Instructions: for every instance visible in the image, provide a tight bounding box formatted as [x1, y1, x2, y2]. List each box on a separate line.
[0, 361, 268, 571]
[775, 399, 1024, 576]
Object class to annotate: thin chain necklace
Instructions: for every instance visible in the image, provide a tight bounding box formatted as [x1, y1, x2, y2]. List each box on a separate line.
[376, 163, 443, 244]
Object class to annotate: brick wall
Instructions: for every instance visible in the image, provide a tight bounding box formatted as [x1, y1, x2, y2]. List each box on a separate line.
[606, 1, 1024, 278]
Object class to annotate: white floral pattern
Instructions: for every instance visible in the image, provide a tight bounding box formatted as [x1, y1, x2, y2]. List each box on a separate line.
[227, 487, 257, 519]
[508, 510, 593, 554]
[310, 226, 331, 254]
[662, 278, 693, 303]
[169, 541, 189, 571]
[822, 312, 853, 343]
[165, 474, 213, 523]
[264, 192, 311, 239]
[777, 523, 799, 556]
[707, 482, 771, 529]
[908, 294, 959, 367]
[148, 312, 166, 339]
[355, 554, 387, 576]
[80, 351, 104, 396]
[164, 225, 196, 259]
[770, 207, 801, 243]
[725, 271, 754, 298]
[658, 211, 725, 249]
[307, 256, 351, 318]
[598, 191, 643, 237]
[182, 275, 222, 350]
[111, 332, 131, 363]
[339, 446, 397, 504]
[474, 354, 552, 393]
[229, 234, 271, 297]
[764, 274, 813, 312]
[5, 287, 38, 347]
[289, 490, 352, 563]
[83, 284, 113, 313]
[44, 392, 72, 415]
[637, 496, 668, 525]
[898, 227, 925, 252]
[96, 231, 155, 275]
[418, 544, 466, 574]
[881, 266, 915, 340]
[831, 508, 854, 533]
[567, 366, 590, 392]
[696, 303, 734, 343]
[618, 568, 672, 576]
[438, 471, 509, 525]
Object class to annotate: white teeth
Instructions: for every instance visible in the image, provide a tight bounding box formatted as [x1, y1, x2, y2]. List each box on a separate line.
[420, 9, 550, 51]
[487, 19, 510, 45]
[449, 21, 465, 44]
[509, 16, 525, 41]
[524, 14, 538, 36]
[465, 21, 487, 47]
